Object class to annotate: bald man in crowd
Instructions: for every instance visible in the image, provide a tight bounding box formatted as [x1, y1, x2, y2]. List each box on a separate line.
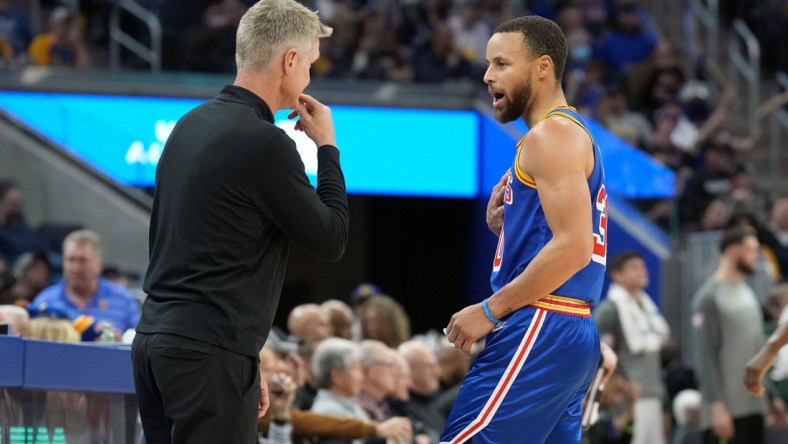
[398, 340, 444, 441]
[287, 303, 330, 341]
[321, 299, 354, 339]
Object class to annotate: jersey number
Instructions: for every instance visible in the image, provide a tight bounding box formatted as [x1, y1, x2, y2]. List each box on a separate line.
[591, 185, 608, 265]
[492, 171, 513, 272]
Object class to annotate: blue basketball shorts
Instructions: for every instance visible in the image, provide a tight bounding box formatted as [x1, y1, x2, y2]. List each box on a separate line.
[440, 295, 601, 444]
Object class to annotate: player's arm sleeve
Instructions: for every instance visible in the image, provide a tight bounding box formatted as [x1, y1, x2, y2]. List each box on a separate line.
[258, 409, 377, 439]
[252, 133, 349, 262]
[692, 289, 724, 403]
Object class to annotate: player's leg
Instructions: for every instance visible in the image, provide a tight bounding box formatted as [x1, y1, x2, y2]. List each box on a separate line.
[542, 315, 600, 444]
[542, 382, 592, 444]
[441, 308, 600, 444]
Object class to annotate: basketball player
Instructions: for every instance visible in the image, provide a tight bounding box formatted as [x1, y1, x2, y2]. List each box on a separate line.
[443, 16, 608, 443]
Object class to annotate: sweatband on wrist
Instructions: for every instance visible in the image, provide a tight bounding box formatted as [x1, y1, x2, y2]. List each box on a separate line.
[482, 298, 501, 324]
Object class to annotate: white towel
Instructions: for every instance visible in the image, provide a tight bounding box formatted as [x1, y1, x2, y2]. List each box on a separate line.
[607, 283, 671, 354]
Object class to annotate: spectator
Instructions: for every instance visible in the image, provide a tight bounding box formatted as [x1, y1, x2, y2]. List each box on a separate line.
[31, 230, 140, 338]
[311, 337, 412, 444]
[0, 0, 32, 57]
[447, 0, 491, 73]
[358, 340, 396, 422]
[411, 23, 471, 83]
[29, 314, 100, 444]
[348, 14, 412, 81]
[311, 337, 367, 422]
[321, 299, 354, 340]
[628, 41, 683, 110]
[661, 342, 698, 416]
[436, 343, 470, 392]
[397, 340, 443, 442]
[30, 315, 80, 343]
[28, 7, 89, 68]
[726, 211, 784, 282]
[584, 372, 638, 444]
[671, 389, 702, 444]
[288, 303, 331, 342]
[728, 164, 771, 220]
[360, 295, 410, 348]
[258, 345, 412, 443]
[389, 351, 412, 404]
[691, 225, 771, 444]
[0, 181, 44, 265]
[567, 61, 607, 117]
[767, 197, 788, 280]
[595, 251, 671, 444]
[564, 26, 593, 73]
[292, 337, 322, 411]
[0, 251, 51, 306]
[641, 67, 686, 118]
[101, 266, 133, 289]
[695, 198, 731, 233]
[597, 83, 654, 149]
[181, 0, 247, 72]
[596, 2, 657, 76]
[680, 141, 736, 227]
[0, 304, 30, 337]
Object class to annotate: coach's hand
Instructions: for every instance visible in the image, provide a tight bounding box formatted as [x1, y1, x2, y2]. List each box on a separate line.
[486, 173, 507, 235]
[288, 94, 337, 148]
[259, 378, 270, 418]
[445, 303, 494, 355]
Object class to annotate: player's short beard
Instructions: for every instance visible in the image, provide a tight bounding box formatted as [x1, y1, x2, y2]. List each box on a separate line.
[736, 257, 755, 275]
[495, 76, 532, 124]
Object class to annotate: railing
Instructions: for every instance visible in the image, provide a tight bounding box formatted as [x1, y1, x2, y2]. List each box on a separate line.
[728, 19, 761, 137]
[109, 0, 162, 72]
[684, 0, 720, 62]
[770, 72, 788, 177]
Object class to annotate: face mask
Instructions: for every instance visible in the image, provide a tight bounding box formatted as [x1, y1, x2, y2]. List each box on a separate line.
[572, 45, 592, 64]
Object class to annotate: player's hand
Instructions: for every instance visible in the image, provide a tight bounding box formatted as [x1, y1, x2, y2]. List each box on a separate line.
[600, 341, 618, 386]
[744, 346, 778, 396]
[287, 94, 337, 148]
[259, 378, 270, 418]
[486, 173, 507, 235]
[445, 303, 495, 355]
[711, 401, 734, 440]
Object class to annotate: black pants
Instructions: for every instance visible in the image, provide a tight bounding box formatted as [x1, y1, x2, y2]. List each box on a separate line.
[703, 414, 764, 444]
[131, 333, 260, 444]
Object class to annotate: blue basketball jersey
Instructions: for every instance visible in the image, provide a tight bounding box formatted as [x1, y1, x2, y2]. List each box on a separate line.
[490, 106, 607, 306]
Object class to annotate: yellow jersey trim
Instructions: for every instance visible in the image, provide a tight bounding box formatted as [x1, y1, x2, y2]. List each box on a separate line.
[530, 294, 591, 317]
[513, 106, 591, 190]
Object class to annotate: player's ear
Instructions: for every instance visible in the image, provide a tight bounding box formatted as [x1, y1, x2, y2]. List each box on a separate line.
[536, 55, 553, 81]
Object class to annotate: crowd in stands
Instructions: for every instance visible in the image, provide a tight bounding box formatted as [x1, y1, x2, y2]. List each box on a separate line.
[2, 0, 785, 242]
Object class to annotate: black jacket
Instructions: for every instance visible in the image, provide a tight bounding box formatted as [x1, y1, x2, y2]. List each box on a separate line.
[138, 85, 348, 357]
